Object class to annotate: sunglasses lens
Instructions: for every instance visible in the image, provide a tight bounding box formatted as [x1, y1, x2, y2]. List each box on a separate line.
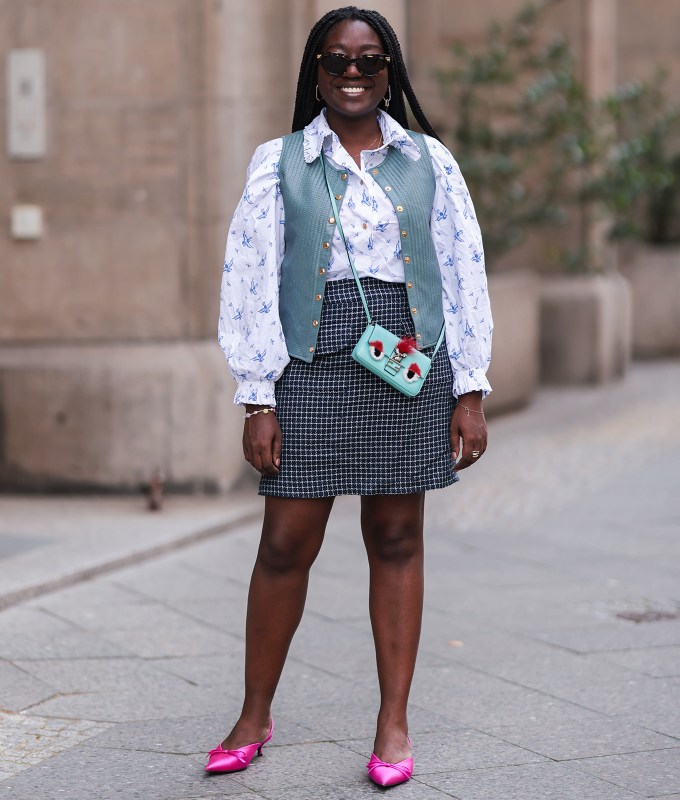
[357, 56, 386, 76]
[319, 54, 388, 76]
[321, 54, 349, 75]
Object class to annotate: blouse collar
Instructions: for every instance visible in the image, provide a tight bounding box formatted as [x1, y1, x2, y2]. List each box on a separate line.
[302, 108, 422, 164]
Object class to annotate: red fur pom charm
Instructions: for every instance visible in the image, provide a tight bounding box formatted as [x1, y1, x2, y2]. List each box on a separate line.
[396, 336, 417, 355]
[403, 362, 422, 384]
[369, 340, 385, 360]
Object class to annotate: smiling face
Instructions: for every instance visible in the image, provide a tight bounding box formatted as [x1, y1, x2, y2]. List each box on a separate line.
[317, 19, 390, 123]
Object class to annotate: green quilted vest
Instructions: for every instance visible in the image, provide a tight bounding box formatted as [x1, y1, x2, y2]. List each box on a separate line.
[278, 130, 443, 363]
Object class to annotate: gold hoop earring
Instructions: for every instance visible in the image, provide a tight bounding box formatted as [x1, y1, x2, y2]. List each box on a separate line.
[316, 85, 322, 102]
[383, 86, 391, 109]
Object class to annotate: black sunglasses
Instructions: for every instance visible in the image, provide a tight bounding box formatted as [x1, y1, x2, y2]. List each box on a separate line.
[317, 52, 391, 77]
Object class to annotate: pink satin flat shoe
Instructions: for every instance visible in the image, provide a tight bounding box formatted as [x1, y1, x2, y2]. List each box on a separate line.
[366, 736, 413, 787]
[205, 719, 274, 773]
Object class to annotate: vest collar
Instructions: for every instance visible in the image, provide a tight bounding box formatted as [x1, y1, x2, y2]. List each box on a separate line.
[302, 109, 422, 165]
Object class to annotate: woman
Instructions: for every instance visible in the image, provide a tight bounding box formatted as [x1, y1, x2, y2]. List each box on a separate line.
[211, 5, 491, 787]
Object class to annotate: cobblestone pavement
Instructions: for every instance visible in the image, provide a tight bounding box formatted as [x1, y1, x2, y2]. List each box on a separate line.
[1, 360, 679, 799]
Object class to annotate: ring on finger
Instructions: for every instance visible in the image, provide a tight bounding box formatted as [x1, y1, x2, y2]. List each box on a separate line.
[472, 450, 481, 459]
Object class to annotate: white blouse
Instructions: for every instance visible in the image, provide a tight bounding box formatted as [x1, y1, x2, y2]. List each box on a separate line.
[218, 109, 493, 406]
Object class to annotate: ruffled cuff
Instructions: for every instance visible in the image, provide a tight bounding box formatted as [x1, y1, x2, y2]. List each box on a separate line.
[233, 379, 277, 407]
[452, 368, 492, 399]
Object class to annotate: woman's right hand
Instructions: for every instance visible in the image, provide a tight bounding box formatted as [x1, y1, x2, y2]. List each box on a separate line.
[242, 406, 282, 476]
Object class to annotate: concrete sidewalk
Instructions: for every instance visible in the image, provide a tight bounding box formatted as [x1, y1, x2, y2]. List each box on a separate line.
[1, 360, 679, 799]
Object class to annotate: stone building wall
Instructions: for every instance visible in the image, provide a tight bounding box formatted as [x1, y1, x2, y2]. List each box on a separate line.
[0, 0, 678, 490]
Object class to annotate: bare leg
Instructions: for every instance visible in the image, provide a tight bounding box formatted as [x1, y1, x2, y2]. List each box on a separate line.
[221, 495, 334, 748]
[361, 493, 425, 763]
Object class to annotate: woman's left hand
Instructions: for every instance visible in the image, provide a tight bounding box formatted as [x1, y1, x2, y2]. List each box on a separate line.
[450, 391, 487, 471]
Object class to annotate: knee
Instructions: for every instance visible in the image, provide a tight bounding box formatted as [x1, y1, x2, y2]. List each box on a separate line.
[365, 519, 423, 565]
[257, 530, 319, 575]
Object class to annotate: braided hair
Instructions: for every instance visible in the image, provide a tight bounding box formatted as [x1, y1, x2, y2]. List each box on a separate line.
[291, 6, 441, 141]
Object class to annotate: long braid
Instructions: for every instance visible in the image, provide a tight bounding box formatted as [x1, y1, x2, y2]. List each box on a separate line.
[291, 6, 441, 142]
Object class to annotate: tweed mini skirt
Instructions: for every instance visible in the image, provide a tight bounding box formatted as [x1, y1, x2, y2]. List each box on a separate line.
[259, 277, 458, 498]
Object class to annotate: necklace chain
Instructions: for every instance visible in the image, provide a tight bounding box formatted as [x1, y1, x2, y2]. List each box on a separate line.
[344, 130, 383, 159]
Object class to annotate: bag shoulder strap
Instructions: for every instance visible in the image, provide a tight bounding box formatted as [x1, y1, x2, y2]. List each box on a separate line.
[321, 155, 373, 323]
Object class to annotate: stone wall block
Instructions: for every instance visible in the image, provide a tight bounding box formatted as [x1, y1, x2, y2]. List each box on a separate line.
[31, 0, 183, 101]
[540, 273, 632, 385]
[484, 271, 540, 415]
[0, 342, 244, 491]
[0, 218, 185, 342]
[619, 245, 680, 357]
[617, 0, 680, 101]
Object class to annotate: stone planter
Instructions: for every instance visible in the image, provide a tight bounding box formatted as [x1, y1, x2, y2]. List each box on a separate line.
[0, 341, 244, 492]
[484, 270, 540, 416]
[619, 244, 680, 358]
[539, 272, 632, 385]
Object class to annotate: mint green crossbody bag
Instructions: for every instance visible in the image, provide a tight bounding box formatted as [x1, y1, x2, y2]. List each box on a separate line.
[322, 156, 445, 398]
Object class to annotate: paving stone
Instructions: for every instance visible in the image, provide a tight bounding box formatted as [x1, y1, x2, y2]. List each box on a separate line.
[259, 780, 452, 799]
[526, 619, 680, 653]
[454, 647, 680, 717]
[542, 674, 680, 717]
[0, 608, 131, 660]
[168, 528, 261, 588]
[50, 598, 211, 636]
[227, 741, 367, 792]
[0, 533, 49, 560]
[571, 747, 680, 797]
[0, 711, 113, 781]
[163, 597, 248, 638]
[427, 547, 571, 589]
[93, 612, 240, 659]
[12, 656, 195, 694]
[303, 571, 371, 622]
[340, 728, 546, 774]
[285, 614, 378, 677]
[0, 744, 249, 799]
[0, 660, 55, 712]
[622, 708, 680, 741]
[87, 714, 321, 754]
[408, 664, 603, 729]
[484, 715, 678, 760]
[421, 761, 645, 799]
[110, 559, 244, 603]
[25, 580, 157, 630]
[273, 683, 380, 741]
[597, 646, 680, 678]
[25, 680, 235, 723]
[151, 651, 246, 689]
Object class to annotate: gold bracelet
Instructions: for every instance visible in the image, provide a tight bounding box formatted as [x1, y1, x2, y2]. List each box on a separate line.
[244, 407, 276, 419]
[459, 404, 485, 416]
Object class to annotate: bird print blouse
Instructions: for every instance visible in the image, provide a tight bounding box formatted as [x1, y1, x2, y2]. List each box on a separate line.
[218, 109, 493, 406]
